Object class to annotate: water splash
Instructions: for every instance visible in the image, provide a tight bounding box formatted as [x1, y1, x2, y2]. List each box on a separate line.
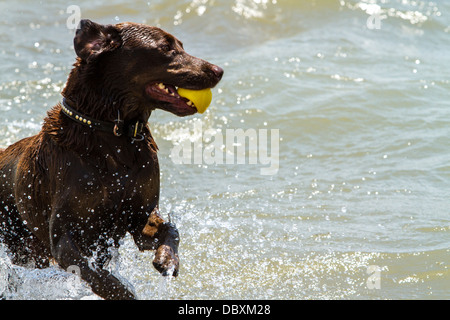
[0, 246, 98, 300]
[157, 266, 176, 300]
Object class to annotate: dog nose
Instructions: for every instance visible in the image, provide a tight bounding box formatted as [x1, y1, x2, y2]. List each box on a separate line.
[211, 65, 224, 81]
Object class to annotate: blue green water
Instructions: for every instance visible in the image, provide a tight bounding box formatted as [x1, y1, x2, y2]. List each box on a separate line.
[0, 0, 448, 299]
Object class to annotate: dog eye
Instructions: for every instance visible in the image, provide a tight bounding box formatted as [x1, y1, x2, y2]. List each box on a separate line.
[161, 45, 171, 52]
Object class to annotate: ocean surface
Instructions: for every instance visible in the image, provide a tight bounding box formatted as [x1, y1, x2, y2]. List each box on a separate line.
[0, 0, 448, 299]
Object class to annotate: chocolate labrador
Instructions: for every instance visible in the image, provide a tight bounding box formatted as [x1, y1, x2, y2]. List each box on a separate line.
[0, 19, 223, 299]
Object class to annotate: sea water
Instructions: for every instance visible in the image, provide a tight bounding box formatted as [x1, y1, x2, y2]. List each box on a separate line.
[0, 0, 448, 299]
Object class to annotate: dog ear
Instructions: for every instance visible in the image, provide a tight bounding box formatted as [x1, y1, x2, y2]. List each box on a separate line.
[74, 19, 122, 62]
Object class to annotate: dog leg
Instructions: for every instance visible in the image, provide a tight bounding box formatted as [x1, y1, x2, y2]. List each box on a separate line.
[50, 220, 135, 300]
[151, 221, 180, 277]
[133, 208, 180, 277]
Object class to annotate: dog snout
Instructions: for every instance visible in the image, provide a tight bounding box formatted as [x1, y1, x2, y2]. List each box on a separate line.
[211, 65, 224, 81]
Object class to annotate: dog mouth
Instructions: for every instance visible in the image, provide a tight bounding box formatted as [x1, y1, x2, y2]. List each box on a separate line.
[145, 82, 198, 116]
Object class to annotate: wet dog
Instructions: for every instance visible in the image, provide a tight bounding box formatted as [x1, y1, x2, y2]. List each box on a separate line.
[0, 19, 223, 299]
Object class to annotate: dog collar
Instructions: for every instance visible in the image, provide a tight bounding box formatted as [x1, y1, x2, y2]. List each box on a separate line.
[60, 98, 145, 142]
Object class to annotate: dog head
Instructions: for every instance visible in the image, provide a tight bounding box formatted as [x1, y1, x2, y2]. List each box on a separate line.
[71, 19, 223, 117]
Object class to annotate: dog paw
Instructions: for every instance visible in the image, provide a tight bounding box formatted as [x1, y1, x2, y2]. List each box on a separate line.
[153, 244, 179, 277]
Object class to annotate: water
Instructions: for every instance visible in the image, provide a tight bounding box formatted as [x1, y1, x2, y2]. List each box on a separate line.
[0, 0, 449, 299]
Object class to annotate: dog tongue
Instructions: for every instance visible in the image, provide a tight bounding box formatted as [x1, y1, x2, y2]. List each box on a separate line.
[177, 88, 212, 114]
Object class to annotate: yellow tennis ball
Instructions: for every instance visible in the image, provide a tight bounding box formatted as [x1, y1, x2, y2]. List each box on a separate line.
[177, 88, 212, 114]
